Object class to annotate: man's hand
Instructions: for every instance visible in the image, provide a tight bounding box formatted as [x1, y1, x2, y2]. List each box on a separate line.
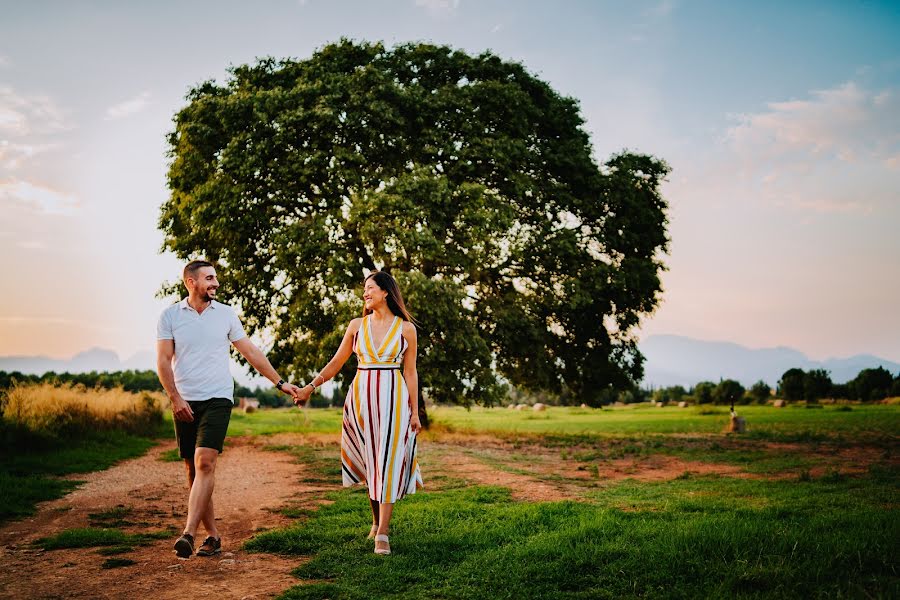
[291, 385, 313, 407]
[278, 382, 305, 406]
[171, 397, 194, 422]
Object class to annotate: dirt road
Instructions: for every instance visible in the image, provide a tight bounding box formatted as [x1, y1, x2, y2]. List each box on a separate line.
[0, 438, 337, 600]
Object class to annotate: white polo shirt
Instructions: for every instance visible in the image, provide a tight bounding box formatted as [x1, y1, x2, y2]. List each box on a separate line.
[156, 299, 247, 402]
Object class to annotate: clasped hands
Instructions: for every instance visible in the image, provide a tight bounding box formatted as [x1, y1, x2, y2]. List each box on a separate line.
[278, 381, 312, 407]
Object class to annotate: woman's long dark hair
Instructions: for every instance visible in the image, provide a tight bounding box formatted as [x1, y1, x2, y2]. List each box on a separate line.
[363, 271, 416, 323]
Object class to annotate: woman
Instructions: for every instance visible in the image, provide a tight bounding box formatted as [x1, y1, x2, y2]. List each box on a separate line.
[294, 271, 423, 555]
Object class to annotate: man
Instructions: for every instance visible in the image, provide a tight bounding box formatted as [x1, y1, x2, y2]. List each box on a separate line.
[157, 260, 303, 559]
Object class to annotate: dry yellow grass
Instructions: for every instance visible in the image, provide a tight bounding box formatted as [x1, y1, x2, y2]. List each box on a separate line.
[2, 382, 165, 437]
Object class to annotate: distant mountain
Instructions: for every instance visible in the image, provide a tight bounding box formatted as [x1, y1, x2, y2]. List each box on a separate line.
[640, 335, 900, 388]
[3, 337, 898, 391]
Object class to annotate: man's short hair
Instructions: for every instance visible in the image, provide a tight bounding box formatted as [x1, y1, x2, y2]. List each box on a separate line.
[183, 260, 214, 281]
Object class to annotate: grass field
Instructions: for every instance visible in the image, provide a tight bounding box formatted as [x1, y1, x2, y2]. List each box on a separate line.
[428, 403, 900, 440]
[3, 396, 897, 597]
[223, 403, 900, 440]
[240, 403, 899, 599]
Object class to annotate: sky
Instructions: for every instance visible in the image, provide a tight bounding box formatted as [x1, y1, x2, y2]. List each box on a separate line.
[1, 0, 899, 372]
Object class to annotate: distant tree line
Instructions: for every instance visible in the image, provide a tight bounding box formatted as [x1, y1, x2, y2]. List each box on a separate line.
[2, 364, 897, 409]
[777, 367, 899, 403]
[0, 370, 293, 408]
[648, 366, 900, 406]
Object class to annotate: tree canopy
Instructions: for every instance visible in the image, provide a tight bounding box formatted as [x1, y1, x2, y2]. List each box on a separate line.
[160, 40, 670, 405]
[778, 368, 806, 402]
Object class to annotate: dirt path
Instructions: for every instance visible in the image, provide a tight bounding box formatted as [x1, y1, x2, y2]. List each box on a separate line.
[0, 439, 338, 600]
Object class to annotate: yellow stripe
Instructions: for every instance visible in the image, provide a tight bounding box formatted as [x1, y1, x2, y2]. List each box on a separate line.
[386, 335, 401, 363]
[385, 369, 403, 502]
[362, 315, 378, 362]
[376, 317, 402, 357]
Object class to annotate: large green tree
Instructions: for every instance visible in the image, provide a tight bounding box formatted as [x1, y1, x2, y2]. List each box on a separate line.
[160, 40, 670, 406]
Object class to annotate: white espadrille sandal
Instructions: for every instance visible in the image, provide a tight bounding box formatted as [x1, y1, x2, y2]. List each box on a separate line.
[374, 534, 391, 555]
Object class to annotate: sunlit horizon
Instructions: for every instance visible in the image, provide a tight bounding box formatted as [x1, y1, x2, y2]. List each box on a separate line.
[2, 1, 899, 368]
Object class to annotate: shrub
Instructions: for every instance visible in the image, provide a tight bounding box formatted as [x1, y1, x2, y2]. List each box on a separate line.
[1, 383, 164, 441]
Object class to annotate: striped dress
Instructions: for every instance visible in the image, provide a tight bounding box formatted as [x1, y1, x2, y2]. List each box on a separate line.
[341, 314, 424, 503]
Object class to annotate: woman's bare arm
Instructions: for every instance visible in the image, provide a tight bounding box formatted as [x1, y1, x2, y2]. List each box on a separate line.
[401, 321, 420, 431]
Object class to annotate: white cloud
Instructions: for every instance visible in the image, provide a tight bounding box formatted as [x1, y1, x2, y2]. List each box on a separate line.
[792, 197, 872, 215]
[717, 81, 900, 215]
[490, 24, 502, 34]
[0, 140, 59, 170]
[414, 0, 459, 16]
[0, 179, 79, 215]
[727, 81, 900, 164]
[104, 91, 151, 120]
[0, 86, 68, 135]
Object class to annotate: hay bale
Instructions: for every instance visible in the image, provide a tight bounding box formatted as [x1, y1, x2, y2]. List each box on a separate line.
[533, 403, 547, 412]
[656, 402, 665, 408]
[243, 405, 257, 414]
[677, 401, 688, 408]
[507, 403, 516, 409]
[579, 403, 589, 409]
[515, 403, 528, 411]
[728, 415, 747, 433]
[773, 399, 786, 408]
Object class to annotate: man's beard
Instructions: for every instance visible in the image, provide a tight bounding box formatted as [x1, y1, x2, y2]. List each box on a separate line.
[201, 289, 216, 302]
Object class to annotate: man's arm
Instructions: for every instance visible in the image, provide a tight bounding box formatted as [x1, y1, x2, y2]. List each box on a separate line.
[231, 337, 301, 398]
[156, 339, 194, 422]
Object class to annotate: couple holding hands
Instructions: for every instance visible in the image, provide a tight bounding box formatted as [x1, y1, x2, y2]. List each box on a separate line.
[157, 261, 423, 559]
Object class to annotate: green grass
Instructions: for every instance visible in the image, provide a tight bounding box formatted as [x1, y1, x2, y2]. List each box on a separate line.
[238, 405, 899, 598]
[556, 436, 825, 475]
[247, 469, 899, 600]
[88, 506, 135, 528]
[225, 407, 343, 437]
[100, 558, 136, 569]
[97, 545, 135, 556]
[158, 448, 182, 462]
[36, 527, 170, 550]
[430, 404, 900, 440]
[0, 430, 161, 524]
[264, 444, 342, 484]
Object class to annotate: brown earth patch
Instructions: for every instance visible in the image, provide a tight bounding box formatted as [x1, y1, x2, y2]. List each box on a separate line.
[427, 443, 573, 502]
[423, 433, 896, 493]
[0, 438, 338, 600]
[261, 432, 340, 448]
[595, 454, 755, 481]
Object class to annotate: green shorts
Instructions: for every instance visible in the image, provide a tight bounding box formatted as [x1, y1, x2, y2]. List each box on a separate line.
[174, 397, 233, 459]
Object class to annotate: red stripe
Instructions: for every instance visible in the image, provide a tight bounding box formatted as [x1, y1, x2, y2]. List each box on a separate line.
[366, 369, 379, 500]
